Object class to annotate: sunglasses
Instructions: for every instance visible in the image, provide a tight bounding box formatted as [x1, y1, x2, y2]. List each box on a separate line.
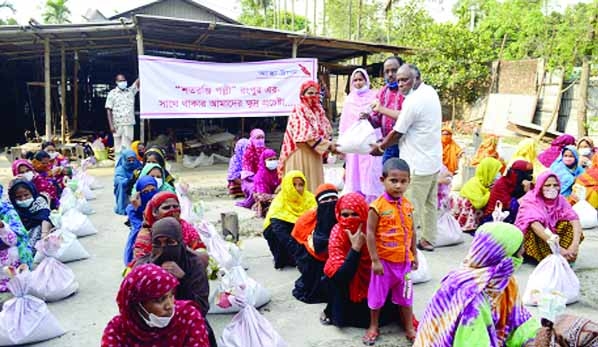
[340, 212, 359, 218]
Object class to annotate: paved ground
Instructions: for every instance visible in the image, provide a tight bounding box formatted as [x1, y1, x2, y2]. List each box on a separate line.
[1, 159, 596, 347]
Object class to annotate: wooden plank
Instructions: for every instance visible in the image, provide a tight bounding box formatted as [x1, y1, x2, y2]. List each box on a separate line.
[143, 39, 284, 58]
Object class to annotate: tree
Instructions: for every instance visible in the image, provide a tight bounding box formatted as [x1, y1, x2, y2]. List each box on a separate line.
[239, 0, 309, 32]
[0, 0, 17, 25]
[43, 0, 71, 24]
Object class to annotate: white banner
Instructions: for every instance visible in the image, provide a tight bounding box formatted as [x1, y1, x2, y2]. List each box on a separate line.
[138, 55, 317, 119]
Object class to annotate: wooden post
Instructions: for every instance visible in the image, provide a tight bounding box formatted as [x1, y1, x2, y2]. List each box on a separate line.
[292, 39, 298, 58]
[361, 54, 367, 67]
[576, 13, 596, 138]
[136, 25, 146, 143]
[221, 212, 239, 242]
[60, 46, 66, 144]
[44, 38, 52, 141]
[73, 51, 79, 133]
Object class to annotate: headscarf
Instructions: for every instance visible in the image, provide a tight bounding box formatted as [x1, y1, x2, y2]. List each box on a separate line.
[134, 163, 175, 194]
[11, 159, 34, 177]
[131, 141, 144, 161]
[8, 179, 51, 231]
[549, 145, 584, 197]
[115, 149, 141, 182]
[143, 146, 175, 185]
[31, 151, 51, 174]
[253, 148, 280, 195]
[0, 184, 34, 268]
[102, 264, 209, 346]
[241, 129, 266, 179]
[324, 193, 370, 303]
[484, 160, 533, 216]
[538, 134, 576, 167]
[226, 138, 249, 181]
[460, 157, 503, 209]
[278, 81, 333, 177]
[471, 135, 499, 166]
[339, 68, 377, 134]
[136, 176, 159, 212]
[514, 171, 579, 234]
[441, 127, 463, 174]
[144, 191, 180, 227]
[577, 136, 595, 154]
[414, 222, 528, 347]
[264, 170, 316, 229]
[12, 158, 58, 209]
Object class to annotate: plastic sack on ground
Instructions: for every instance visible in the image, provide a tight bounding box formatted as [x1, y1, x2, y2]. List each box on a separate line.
[572, 200, 597, 229]
[33, 230, 90, 264]
[411, 249, 431, 284]
[523, 239, 580, 306]
[220, 288, 287, 347]
[208, 266, 270, 314]
[0, 265, 65, 346]
[336, 120, 377, 154]
[59, 187, 77, 213]
[196, 221, 241, 270]
[435, 210, 464, 247]
[61, 208, 97, 237]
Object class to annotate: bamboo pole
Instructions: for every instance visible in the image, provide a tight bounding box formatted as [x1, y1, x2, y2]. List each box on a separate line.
[291, 0, 295, 31]
[313, 0, 317, 35]
[44, 38, 52, 141]
[576, 12, 596, 138]
[60, 46, 66, 143]
[292, 38, 298, 58]
[136, 25, 146, 143]
[73, 50, 79, 133]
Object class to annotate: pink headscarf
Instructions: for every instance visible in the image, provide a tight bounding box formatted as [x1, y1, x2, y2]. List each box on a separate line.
[339, 68, 377, 134]
[514, 170, 579, 233]
[253, 148, 280, 194]
[241, 128, 266, 180]
[11, 159, 33, 176]
[537, 134, 576, 167]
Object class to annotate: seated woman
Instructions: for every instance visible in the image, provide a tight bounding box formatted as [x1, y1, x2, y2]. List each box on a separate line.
[550, 145, 584, 198]
[252, 148, 280, 218]
[25, 153, 62, 209]
[538, 134, 576, 168]
[441, 127, 463, 175]
[470, 134, 499, 166]
[133, 192, 204, 261]
[101, 264, 210, 347]
[114, 149, 141, 215]
[575, 153, 598, 208]
[123, 176, 158, 266]
[237, 129, 267, 208]
[128, 146, 175, 195]
[414, 222, 539, 347]
[12, 159, 58, 209]
[263, 171, 316, 269]
[42, 141, 69, 168]
[133, 163, 175, 194]
[577, 136, 595, 169]
[0, 184, 33, 270]
[291, 183, 338, 304]
[226, 138, 249, 199]
[508, 138, 545, 177]
[482, 160, 533, 224]
[515, 171, 583, 263]
[452, 157, 502, 232]
[131, 140, 145, 162]
[135, 217, 216, 347]
[8, 179, 53, 252]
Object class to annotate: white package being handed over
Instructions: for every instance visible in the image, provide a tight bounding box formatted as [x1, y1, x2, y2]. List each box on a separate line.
[336, 119, 378, 154]
[60, 208, 97, 237]
[196, 220, 242, 271]
[30, 234, 79, 301]
[33, 229, 90, 264]
[435, 210, 464, 247]
[220, 287, 287, 347]
[523, 236, 580, 306]
[411, 249, 432, 284]
[209, 266, 270, 314]
[0, 265, 65, 346]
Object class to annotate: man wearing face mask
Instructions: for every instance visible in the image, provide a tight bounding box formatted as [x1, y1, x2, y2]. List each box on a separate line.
[105, 74, 140, 160]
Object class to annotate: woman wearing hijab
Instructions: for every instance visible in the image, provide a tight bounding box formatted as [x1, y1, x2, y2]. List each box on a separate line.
[237, 129, 267, 208]
[226, 138, 249, 198]
[136, 217, 216, 347]
[29, 152, 63, 209]
[12, 158, 59, 209]
[132, 163, 175, 194]
[550, 145, 584, 198]
[470, 134, 500, 166]
[482, 160, 533, 224]
[128, 146, 175, 195]
[441, 127, 463, 175]
[414, 222, 539, 347]
[538, 134, 576, 168]
[278, 81, 335, 193]
[575, 153, 598, 208]
[114, 149, 141, 215]
[340, 68, 384, 203]
[131, 140, 145, 162]
[124, 176, 159, 266]
[452, 157, 503, 232]
[291, 183, 339, 304]
[101, 264, 210, 347]
[253, 148, 280, 217]
[8, 179, 53, 252]
[577, 136, 595, 169]
[508, 138, 546, 178]
[32, 150, 68, 193]
[515, 171, 582, 263]
[0, 184, 33, 270]
[263, 170, 316, 269]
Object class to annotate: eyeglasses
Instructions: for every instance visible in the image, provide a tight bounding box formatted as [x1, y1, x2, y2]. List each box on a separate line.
[340, 212, 359, 218]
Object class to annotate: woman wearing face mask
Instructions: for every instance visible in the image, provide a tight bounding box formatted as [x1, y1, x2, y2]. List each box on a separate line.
[575, 154, 598, 208]
[29, 152, 62, 209]
[132, 163, 175, 194]
[291, 184, 338, 304]
[451, 157, 503, 232]
[12, 159, 57, 208]
[252, 148, 281, 217]
[226, 138, 249, 199]
[0, 184, 34, 275]
[482, 160, 533, 224]
[414, 222, 539, 347]
[42, 141, 69, 168]
[263, 171, 316, 269]
[123, 176, 158, 266]
[279, 81, 336, 193]
[237, 129, 267, 208]
[114, 149, 142, 215]
[537, 134, 576, 168]
[515, 171, 582, 263]
[101, 264, 210, 347]
[549, 146, 584, 198]
[8, 179, 53, 253]
[127, 146, 176, 195]
[576, 137, 595, 168]
[441, 127, 463, 175]
[131, 140, 145, 162]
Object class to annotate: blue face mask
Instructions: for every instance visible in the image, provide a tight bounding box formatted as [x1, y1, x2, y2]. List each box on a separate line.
[140, 189, 157, 208]
[385, 79, 398, 89]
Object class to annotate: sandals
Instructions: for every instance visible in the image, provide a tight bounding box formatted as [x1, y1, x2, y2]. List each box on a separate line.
[362, 329, 379, 346]
[319, 312, 331, 326]
[417, 240, 434, 252]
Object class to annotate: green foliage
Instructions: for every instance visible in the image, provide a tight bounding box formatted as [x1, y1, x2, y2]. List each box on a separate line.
[238, 0, 309, 31]
[324, 0, 386, 41]
[0, 0, 16, 25]
[43, 0, 71, 24]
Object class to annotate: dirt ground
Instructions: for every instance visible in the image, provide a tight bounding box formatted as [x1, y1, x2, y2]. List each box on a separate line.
[0, 159, 596, 347]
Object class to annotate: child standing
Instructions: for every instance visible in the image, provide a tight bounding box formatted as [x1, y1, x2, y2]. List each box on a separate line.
[364, 158, 417, 345]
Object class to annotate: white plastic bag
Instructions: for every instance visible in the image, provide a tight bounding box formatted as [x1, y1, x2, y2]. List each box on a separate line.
[0, 265, 65, 346]
[29, 234, 79, 301]
[411, 249, 431, 284]
[337, 120, 377, 154]
[61, 208, 97, 237]
[33, 230, 90, 264]
[196, 221, 241, 270]
[523, 239, 580, 306]
[209, 266, 270, 314]
[324, 166, 345, 191]
[572, 200, 597, 229]
[59, 187, 77, 213]
[435, 211, 464, 247]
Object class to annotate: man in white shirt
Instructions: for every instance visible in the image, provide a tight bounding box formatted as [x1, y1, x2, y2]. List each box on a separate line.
[105, 74, 139, 159]
[372, 64, 442, 251]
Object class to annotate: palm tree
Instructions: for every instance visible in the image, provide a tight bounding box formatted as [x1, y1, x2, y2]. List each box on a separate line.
[43, 0, 71, 24]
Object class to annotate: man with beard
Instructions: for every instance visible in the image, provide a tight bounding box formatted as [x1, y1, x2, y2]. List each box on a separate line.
[291, 184, 339, 305]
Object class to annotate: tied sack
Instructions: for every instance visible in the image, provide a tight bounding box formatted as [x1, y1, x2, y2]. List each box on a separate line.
[33, 230, 90, 264]
[209, 266, 270, 314]
[571, 185, 597, 229]
[29, 234, 79, 302]
[435, 210, 464, 247]
[336, 120, 377, 154]
[0, 265, 65, 346]
[522, 237, 580, 306]
[411, 249, 431, 284]
[196, 221, 242, 271]
[61, 208, 97, 237]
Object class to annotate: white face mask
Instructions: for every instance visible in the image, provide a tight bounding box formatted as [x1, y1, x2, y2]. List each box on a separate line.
[117, 81, 128, 90]
[22, 171, 34, 181]
[542, 187, 559, 200]
[265, 160, 279, 171]
[579, 148, 592, 156]
[16, 198, 34, 208]
[139, 303, 175, 329]
[154, 178, 163, 188]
